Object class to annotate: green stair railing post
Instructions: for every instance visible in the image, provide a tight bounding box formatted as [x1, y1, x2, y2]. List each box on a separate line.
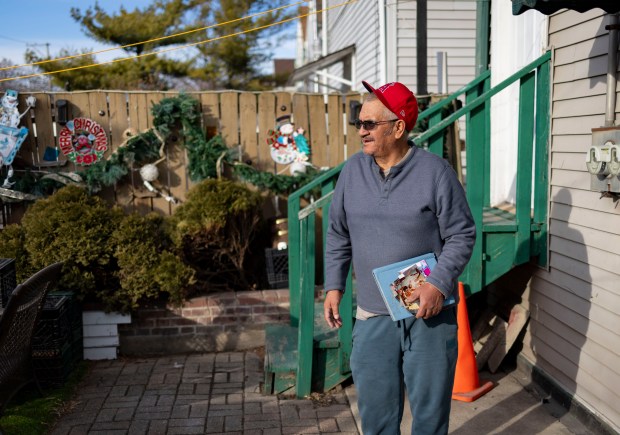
[288, 194, 302, 327]
[534, 59, 551, 266]
[515, 71, 536, 265]
[483, 76, 491, 207]
[296, 212, 316, 398]
[428, 110, 444, 157]
[288, 164, 345, 327]
[462, 78, 487, 293]
[338, 270, 353, 375]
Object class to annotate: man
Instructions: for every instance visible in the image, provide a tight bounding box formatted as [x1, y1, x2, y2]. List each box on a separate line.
[323, 81, 476, 435]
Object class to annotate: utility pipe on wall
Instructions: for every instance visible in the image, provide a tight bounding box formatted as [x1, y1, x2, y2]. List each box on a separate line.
[605, 13, 619, 127]
[379, 0, 387, 84]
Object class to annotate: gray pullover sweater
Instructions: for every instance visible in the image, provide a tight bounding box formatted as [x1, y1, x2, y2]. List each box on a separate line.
[324, 145, 476, 314]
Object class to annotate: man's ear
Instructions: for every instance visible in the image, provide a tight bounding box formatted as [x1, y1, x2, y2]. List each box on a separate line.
[394, 120, 407, 139]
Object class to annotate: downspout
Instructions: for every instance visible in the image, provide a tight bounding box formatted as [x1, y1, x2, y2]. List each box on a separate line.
[605, 13, 619, 127]
[321, 1, 328, 93]
[416, 0, 427, 94]
[475, 0, 491, 75]
[379, 0, 387, 83]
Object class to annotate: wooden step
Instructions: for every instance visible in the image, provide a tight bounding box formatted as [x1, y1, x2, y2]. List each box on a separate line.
[263, 302, 350, 395]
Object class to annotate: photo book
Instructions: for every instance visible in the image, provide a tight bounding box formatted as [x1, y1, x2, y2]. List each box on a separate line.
[372, 252, 456, 321]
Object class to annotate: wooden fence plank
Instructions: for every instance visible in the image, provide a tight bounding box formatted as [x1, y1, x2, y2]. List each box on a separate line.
[293, 93, 310, 150]
[345, 92, 362, 159]
[239, 92, 259, 169]
[32, 93, 55, 166]
[107, 92, 133, 211]
[147, 92, 171, 215]
[16, 93, 37, 166]
[220, 92, 239, 149]
[128, 93, 149, 132]
[88, 91, 116, 203]
[200, 92, 220, 140]
[258, 93, 276, 172]
[274, 92, 294, 176]
[127, 93, 152, 213]
[107, 92, 129, 151]
[275, 92, 292, 118]
[51, 92, 75, 166]
[146, 92, 164, 128]
[308, 94, 328, 168]
[327, 94, 343, 167]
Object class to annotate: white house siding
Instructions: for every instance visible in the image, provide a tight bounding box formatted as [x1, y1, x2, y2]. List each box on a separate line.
[393, 1, 477, 94]
[325, 0, 380, 91]
[520, 9, 620, 432]
[320, 0, 476, 94]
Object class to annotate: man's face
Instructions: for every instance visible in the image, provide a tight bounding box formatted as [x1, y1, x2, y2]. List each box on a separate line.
[358, 99, 397, 158]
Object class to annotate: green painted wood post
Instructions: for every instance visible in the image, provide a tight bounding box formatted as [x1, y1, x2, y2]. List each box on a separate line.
[428, 110, 444, 157]
[297, 213, 315, 398]
[534, 59, 550, 267]
[515, 71, 536, 265]
[483, 76, 491, 207]
[288, 195, 301, 327]
[338, 270, 353, 375]
[462, 81, 486, 293]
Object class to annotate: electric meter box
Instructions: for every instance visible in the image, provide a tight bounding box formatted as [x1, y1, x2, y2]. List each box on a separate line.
[587, 127, 620, 193]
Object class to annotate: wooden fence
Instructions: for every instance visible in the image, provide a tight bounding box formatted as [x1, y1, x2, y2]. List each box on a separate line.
[2, 90, 363, 225]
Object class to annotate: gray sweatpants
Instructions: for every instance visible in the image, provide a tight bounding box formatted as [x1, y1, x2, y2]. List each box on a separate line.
[350, 310, 458, 435]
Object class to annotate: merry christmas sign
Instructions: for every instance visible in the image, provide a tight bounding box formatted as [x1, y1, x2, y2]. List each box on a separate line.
[59, 118, 108, 165]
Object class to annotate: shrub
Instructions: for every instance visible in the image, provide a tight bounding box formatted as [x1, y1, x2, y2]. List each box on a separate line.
[170, 179, 268, 293]
[110, 213, 194, 311]
[21, 185, 123, 301]
[12, 185, 193, 312]
[0, 224, 36, 282]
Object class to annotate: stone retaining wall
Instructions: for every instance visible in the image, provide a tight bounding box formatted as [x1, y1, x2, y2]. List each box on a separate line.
[118, 290, 294, 355]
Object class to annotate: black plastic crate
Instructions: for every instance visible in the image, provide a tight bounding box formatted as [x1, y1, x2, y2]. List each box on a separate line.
[0, 258, 16, 308]
[32, 295, 71, 351]
[49, 290, 82, 331]
[265, 248, 289, 289]
[32, 342, 75, 388]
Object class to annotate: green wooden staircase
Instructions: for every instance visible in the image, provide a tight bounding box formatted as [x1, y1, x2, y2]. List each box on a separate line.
[263, 52, 551, 398]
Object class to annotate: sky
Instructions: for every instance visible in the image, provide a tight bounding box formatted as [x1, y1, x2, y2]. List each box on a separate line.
[0, 0, 297, 74]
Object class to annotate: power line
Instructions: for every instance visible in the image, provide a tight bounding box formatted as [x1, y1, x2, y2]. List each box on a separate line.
[0, 1, 303, 72]
[0, 0, 358, 84]
[0, 33, 30, 44]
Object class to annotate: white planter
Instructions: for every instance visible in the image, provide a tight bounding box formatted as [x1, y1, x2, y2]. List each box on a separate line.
[82, 311, 131, 360]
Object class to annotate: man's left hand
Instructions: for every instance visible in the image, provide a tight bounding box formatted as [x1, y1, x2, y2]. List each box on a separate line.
[405, 282, 445, 319]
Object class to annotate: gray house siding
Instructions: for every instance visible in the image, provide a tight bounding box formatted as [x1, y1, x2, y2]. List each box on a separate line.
[519, 9, 620, 431]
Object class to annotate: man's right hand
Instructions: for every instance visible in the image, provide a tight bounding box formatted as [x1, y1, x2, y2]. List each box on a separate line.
[324, 290, 343, 328]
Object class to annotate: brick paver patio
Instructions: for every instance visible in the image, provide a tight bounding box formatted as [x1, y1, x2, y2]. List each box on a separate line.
[50, 352, 359, 435]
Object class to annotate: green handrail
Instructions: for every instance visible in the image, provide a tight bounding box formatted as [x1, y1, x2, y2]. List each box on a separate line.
[414, 51, 551, 146]
[416, 70, 491, 123]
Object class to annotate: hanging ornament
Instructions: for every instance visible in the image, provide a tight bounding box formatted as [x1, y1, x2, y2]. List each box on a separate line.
[138, 163, 178, 204]
[266, 115, 311, 166]
[0, 90, 35, 187]
[58, 117, 108, 166]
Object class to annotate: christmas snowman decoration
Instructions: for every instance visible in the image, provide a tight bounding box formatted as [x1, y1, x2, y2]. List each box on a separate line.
[0, 89, 35, 187]
[266, 115, 311, 174]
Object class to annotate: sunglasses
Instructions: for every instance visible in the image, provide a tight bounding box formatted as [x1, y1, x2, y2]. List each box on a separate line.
[354, 119, 400, 130]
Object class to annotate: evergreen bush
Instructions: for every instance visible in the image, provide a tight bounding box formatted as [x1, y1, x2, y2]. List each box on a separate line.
[170, 178, 268, 293]
[8, 185, 193, 312]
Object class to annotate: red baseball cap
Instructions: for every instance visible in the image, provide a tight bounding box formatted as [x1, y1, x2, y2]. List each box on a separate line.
[362, 81, 418, 131]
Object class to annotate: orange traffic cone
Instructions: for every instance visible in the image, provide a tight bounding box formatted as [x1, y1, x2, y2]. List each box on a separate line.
[452, 282, 495, 402]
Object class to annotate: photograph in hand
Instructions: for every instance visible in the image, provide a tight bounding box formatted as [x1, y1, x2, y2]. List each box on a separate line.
[390, 260, 432, 312]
